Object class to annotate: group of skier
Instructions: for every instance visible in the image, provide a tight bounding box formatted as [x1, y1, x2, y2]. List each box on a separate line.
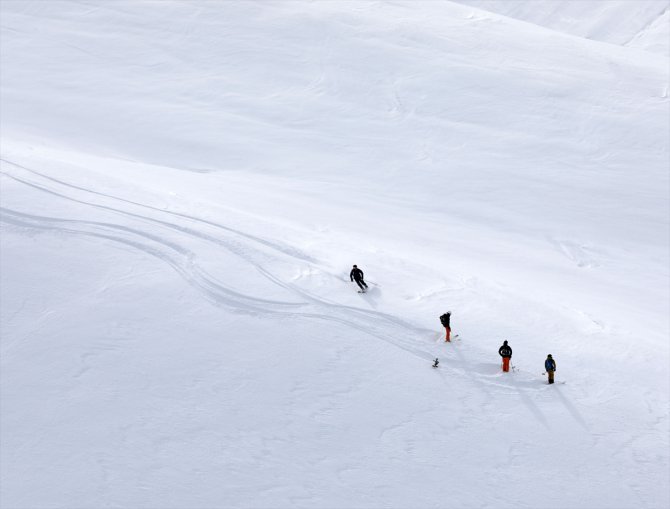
[441, 313, 558, 384]
[350, 264, 558, 385]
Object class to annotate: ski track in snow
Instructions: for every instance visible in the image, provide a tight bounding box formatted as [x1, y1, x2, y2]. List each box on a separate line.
[0, 158, 441, 363]
[0, 157, 581, 405]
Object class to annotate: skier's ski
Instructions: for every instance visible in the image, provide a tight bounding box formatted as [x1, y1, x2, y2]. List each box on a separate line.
[437, 333, 460, 342]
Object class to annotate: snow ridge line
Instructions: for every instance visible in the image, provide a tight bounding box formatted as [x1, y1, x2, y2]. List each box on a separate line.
[622, 6, 670, 50]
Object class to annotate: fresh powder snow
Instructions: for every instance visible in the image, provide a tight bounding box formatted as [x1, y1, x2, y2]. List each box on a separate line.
[1, 1, 668, 508]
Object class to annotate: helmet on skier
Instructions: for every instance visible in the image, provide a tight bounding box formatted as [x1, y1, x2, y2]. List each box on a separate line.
[353, 264, 357, 267]
[503, 340, 508, 345]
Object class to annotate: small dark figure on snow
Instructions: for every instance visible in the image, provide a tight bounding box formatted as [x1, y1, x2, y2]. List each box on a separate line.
[432, 358, 439, 368]
[498, 340, 512, 372]
[350, 264, 368, 292]
[545, 354, 556, 384]
[439, 312, 452, 341]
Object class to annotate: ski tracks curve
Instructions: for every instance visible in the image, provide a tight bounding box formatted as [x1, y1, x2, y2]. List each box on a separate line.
[0, 158, 439, 361]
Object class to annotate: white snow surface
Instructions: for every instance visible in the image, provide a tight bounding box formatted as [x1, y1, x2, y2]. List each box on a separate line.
[455, 0, 670, 55]
[1, 1, 668, 508]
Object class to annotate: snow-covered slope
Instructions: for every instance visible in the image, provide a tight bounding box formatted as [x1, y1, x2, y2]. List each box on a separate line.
[1, 1, 668, 508]
[455, 0, 670, 55]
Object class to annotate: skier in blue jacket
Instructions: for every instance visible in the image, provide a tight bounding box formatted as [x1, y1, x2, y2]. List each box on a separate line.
[545, 354, 556, 384]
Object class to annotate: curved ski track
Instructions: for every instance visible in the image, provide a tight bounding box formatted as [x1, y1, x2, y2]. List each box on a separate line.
[0, 159, 437, 362]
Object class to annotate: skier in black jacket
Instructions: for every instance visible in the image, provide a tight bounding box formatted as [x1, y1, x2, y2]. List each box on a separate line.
[350, 264, 368, 292]
[498, 340, 512, 372]
[439, 312, 452, 342]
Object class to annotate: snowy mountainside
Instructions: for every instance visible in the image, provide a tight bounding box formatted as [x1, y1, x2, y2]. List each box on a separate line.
[455, 0, 670, 55]
[1, 1, 668, 508]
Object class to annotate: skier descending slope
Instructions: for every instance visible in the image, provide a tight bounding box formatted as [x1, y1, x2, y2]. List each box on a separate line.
[498, 340, 513, 372]
[350, 264, 368, 292]
[545, 354, 557, 384]
[439, 312, 452, 341]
